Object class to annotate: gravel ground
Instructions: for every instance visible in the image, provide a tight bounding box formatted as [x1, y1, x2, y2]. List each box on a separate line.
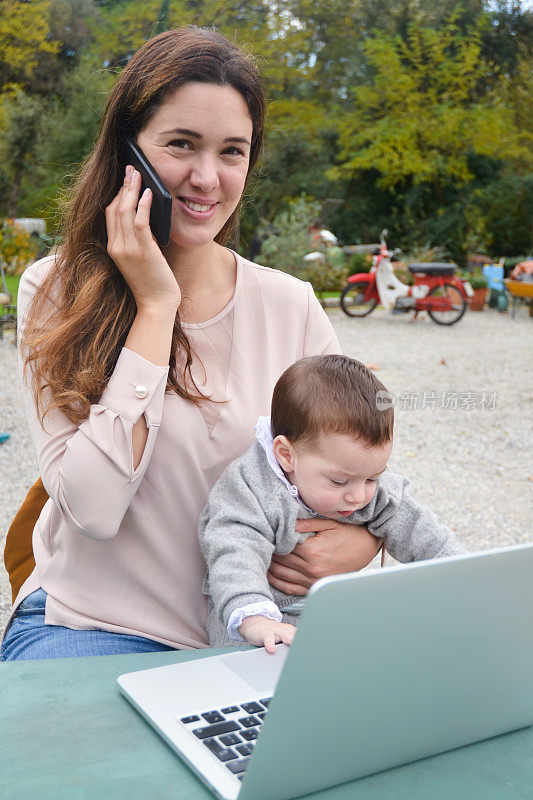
[1, 305, 532, 630]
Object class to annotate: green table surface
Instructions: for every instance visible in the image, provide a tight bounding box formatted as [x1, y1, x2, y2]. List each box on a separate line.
[1, 648, 531, 800]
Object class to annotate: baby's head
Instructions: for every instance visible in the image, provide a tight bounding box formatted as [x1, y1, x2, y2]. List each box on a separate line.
[271, 355, 394, 518]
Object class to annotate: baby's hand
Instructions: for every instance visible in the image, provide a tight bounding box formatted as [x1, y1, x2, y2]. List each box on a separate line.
[238, 615, 296, 653]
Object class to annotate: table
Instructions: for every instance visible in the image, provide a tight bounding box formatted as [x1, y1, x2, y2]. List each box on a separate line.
[1, 649, 531, 800]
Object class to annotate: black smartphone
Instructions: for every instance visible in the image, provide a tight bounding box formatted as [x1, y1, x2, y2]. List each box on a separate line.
[124, 139, 172, 247]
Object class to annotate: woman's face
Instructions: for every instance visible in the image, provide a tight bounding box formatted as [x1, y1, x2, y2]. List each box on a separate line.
[136, 82, 253, 250]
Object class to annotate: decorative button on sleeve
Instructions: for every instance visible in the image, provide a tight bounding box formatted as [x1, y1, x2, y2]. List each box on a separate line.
[134, 384, 148, 399]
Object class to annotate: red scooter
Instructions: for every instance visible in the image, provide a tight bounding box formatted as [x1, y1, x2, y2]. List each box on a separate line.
[340, 231, 473, 325]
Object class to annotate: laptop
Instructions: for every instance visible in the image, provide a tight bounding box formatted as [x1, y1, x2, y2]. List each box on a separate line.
[118, 544, 533, 800]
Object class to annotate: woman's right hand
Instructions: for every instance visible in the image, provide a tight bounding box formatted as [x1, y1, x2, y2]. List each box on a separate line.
[105, 166, 181, 312]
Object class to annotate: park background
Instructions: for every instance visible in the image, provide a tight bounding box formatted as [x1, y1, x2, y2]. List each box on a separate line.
[0, 0, 532, 270]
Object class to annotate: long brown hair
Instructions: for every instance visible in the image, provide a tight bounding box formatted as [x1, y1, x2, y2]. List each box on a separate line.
[22, 27, 265, 424]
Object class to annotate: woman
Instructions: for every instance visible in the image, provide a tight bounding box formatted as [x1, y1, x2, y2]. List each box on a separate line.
[1, 27, 380, 660]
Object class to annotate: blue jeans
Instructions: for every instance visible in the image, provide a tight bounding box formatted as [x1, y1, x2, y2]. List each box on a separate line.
[1, 589, 177, 661]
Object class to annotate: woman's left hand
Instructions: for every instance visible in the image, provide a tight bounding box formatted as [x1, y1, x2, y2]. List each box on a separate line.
[267, 519, 381, 596]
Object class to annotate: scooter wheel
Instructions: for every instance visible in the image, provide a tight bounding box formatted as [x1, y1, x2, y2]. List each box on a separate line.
[340, 282, 378, 317]
[427, 283, 467, 325]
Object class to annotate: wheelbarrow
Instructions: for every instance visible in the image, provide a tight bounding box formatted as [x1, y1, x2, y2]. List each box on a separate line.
[504, 278, 533, 318]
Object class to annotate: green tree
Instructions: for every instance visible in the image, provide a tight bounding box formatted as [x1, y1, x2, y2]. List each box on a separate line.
[89, 0, 313, 97]
[332, 19, 531, 192]
[89, 0, 164, 66]
[27, 0, 100, 94]
[35, 55, 114, 222]
[0, 0, 60, 102]
[479, 0, 533, 79]
[474, 171, 533, 255]
[253, 99, 339, 217]
[0, 92, 46, 216]
[0, 54, 115, 222]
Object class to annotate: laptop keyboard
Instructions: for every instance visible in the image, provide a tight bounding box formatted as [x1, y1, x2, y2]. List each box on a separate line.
[180, 697, 272, 781]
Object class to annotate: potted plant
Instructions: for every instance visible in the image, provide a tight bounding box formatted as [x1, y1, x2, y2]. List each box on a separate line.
[467, 270, 489, 311]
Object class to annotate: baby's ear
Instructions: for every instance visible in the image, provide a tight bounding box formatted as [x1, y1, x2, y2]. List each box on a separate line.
[272, 435, 295, 472]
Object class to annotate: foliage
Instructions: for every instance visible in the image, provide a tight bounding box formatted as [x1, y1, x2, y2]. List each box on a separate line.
[257, 194, 322, 274]
[299, 247, 349, 297]
[257, 194, 349, 294]
[6, 54, 115, 226]
[89, 0, 164, 66]
[0, 0, 60, 101]
[403, 243, 450, 263]
[0, 220, 40, 276]
[252, 99, 341, 224]
[346, 252, 372, 274]
[331, 17, 532, 191]
[471, 171, 533, 256]
[0, 0, 532, 265]
[88, 0, 308, 86]
[0, 91, 49, 217]
[479, 0, 533, 78]
[16, 0, 101, 95]
[463, 268, 489, 289]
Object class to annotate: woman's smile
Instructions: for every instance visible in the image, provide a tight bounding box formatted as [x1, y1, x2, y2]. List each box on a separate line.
[177, 196, 218, 218]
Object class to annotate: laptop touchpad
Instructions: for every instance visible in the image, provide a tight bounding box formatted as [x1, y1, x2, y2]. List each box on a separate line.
[220, 645, 289, 692]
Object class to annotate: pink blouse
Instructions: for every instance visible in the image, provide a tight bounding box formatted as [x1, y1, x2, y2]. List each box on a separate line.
[12, 250, 340, 649]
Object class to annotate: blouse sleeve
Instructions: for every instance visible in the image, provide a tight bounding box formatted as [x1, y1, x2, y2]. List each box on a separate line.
[17, 262, 169, 542]
[303, 282, 342, 357]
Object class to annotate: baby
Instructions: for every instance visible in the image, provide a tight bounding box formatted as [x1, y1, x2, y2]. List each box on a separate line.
[198, 355, 465, 651]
